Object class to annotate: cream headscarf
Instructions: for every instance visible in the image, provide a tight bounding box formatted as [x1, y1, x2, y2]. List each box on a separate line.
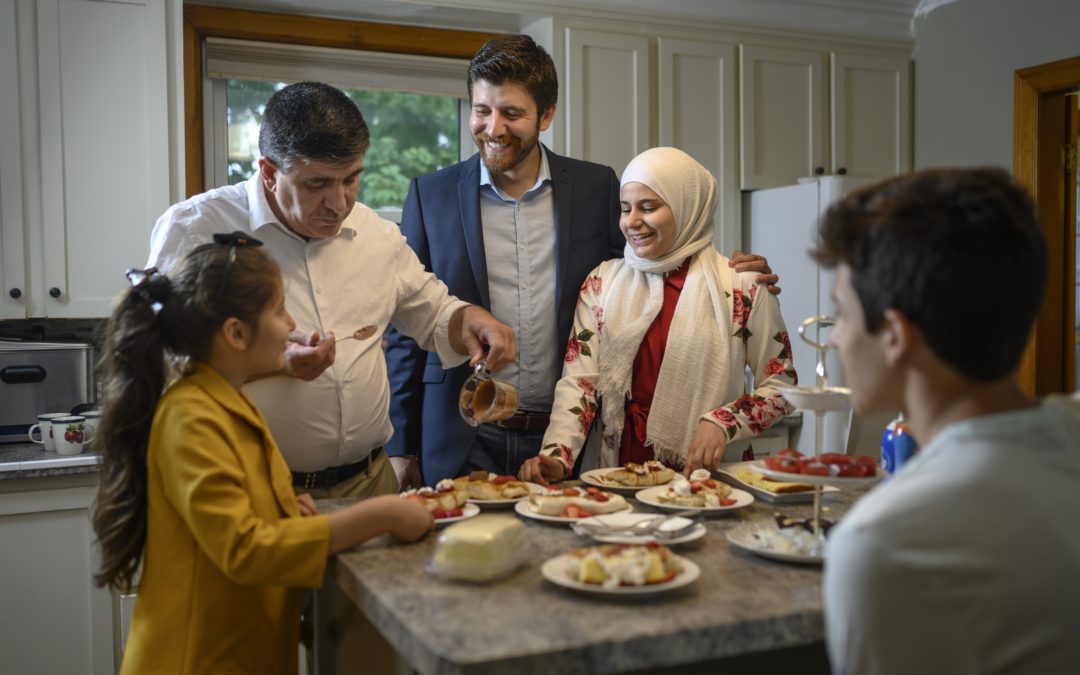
[597, 147, 734, 465]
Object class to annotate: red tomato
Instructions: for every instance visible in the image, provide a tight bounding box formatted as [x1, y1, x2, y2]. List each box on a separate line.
[801, 461, 831, 476]
[778, 448, 804, 460]
[820, 453, 850, 465]
[764, 456, 800, 473]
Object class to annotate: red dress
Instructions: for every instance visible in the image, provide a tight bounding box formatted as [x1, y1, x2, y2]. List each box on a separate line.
[619, 258, 690, 466]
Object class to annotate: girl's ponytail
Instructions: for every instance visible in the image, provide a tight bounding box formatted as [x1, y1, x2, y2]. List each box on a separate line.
[92, 270, 172, 592]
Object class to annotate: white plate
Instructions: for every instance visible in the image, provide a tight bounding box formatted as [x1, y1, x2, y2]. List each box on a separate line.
[776, 385, 851, 412]
[467, 482, 544, 507]
[635, 485, 754, 513]
[433, 502, 481, 527]
[726, 523, 824, 565]
[751, 461, 883, 487]
[540, 552, 700, 595]
[513, 498, 633, 525]
[717, 461, 839, 503]
[571, 512, 707, 545]
[580, 468, 674, 494]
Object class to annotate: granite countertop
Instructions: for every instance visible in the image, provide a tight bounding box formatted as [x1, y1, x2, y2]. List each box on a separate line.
[321, 482, 870, 675]
[0, 441, 101, 480]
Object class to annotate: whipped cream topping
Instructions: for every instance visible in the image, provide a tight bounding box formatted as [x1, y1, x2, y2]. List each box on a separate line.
[689, 468, 712, 481]
[435, 478, 455, 492]
[672, 478, 692, 497]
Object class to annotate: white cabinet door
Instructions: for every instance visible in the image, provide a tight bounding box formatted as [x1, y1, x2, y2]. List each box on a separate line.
[830, 53, 911, 179]
[0, 478, 114, 674]
[0, 0, 27, 319]
[36, 0, 169, 317]
[658, 37, 741, 253]
[739, 45, 827, 190]
[565, 28, 651, 178]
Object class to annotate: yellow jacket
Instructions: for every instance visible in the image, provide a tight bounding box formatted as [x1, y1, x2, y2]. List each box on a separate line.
[121, 363, 330, 675]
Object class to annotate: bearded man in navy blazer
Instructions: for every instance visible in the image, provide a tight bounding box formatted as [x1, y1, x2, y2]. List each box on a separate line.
[385, 35, 777, 487]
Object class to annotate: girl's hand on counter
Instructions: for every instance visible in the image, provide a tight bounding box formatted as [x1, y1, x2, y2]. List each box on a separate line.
[296, 493, 319, 516]
[389, 497, 435, 542]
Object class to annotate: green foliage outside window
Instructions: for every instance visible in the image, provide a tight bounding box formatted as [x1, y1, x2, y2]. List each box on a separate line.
[225, 79, 460, 210]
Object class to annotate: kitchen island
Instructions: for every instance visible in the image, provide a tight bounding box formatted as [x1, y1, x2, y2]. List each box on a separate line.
[318, 483, 870, 675]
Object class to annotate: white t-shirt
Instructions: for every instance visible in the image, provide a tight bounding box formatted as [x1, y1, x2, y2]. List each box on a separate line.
[824, 395, 1080, 675]
[147, 174, 469, 472]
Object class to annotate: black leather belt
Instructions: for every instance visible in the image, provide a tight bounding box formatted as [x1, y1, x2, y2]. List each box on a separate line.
[493, 411, 551, 432]
[291, 447, 383, 490]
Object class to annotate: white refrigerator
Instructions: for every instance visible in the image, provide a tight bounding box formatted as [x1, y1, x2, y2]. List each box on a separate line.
[742, 176, 890, 457]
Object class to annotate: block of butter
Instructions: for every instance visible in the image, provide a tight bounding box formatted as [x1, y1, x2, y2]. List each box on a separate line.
[429, 515, 529, 582]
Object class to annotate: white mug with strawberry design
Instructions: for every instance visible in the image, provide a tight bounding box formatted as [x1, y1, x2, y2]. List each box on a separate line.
[50, 415, 93, 456]
[28, 412, 70, 452]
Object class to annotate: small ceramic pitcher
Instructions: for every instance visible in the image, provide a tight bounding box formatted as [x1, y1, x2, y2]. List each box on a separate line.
[458, 362, 519, 427]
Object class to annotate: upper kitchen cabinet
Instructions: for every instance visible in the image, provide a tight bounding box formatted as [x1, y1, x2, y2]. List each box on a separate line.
[830, 52, 911, 180]
[1, 0, 170, 319]
[739, 45, 827, 190]
[657, 37, 740, 252]
[739, 45, 911, 189]
[564, 28, 651, 177]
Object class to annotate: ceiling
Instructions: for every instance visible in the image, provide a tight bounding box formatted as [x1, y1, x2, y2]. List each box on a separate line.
[193, 0, 926, 42]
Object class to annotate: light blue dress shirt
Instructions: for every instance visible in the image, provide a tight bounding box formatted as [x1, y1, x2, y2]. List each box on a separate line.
[478, 147, 561, 411]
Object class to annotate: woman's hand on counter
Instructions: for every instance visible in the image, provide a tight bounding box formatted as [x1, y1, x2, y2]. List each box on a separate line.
[518, 454, 566, 486]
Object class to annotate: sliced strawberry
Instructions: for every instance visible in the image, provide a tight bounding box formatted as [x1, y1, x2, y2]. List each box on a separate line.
[719, 496, 737, 506]
[492, 475, 514, 484]
[690, 480, 703, 493]
[704, 479, 718, 489]
[562, 488, 581, 497]
[778, 448, 804, 459]
[563, 504, 588, 518]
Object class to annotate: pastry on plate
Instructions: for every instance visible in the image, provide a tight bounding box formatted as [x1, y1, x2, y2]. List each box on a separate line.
[530, 486, 628, 518]
[599, 460, 676, 487]
[454, 471, 531, 501]
[401, 479, 469, 518]
[566, 543, 681, 587]
[734, 468, 814, 495]
[657, 469, 735, 507]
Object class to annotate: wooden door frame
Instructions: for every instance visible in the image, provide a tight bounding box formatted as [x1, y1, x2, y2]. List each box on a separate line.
[1014, 54, 1080, 394]
[183, 5, 501, 197]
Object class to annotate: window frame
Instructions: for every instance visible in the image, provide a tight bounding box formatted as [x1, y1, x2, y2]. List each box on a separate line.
[183, 4, 500, 198]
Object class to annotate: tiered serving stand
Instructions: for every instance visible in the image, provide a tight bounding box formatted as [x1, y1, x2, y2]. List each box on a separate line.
[750, 315, 881, 556]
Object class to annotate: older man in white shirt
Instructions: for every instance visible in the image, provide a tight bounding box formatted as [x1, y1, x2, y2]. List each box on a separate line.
[148, 81, 514, 499]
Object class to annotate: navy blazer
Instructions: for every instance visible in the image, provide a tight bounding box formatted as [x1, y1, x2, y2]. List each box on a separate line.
[385, 148, 623, 484]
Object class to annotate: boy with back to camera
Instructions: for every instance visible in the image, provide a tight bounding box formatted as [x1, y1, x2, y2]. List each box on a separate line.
[816, 168, 1080, 675]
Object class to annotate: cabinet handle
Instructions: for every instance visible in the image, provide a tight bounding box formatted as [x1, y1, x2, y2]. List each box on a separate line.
[8, 288, 20, 299]
[837, 167, 848, 176]
[814, 166, 825, 176]
[49, 287, 62, 298]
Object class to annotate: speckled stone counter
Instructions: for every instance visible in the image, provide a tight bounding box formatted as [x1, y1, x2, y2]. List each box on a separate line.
[320, 484, 871, 675]
[0, 442, 101, 480]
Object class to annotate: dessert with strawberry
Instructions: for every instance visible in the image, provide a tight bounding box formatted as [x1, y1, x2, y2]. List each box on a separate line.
[400, 479, 469, 519]
[656, 469, 737, 507]
[529, 486, 628, 518]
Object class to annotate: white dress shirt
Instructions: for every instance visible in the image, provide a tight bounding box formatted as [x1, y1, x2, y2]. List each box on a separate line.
[824, 395, 1080, 675]
[147, 174, 469, 472]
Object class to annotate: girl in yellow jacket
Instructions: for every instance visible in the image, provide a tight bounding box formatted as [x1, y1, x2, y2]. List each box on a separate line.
[92, 233, 434, 674]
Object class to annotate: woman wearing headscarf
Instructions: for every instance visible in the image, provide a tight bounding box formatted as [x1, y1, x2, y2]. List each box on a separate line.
[519, 147, 797, 484]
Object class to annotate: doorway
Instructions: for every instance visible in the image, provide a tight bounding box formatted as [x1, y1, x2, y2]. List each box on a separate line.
[1014, 55, 1080, 395]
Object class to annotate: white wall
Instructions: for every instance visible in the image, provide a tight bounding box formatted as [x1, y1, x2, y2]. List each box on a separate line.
[913, 0, 1080, 170]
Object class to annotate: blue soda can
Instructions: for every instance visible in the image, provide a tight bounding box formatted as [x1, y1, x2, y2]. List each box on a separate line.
[881, 417, 918, 474]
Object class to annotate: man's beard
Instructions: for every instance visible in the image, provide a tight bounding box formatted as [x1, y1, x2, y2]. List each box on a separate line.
[475, 130, 539, 175]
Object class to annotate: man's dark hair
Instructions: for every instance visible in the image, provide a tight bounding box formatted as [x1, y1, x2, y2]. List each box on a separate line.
[813, 168, 1047, 381]
[259, 81, 370, 171]
[467, 35, 558, 115]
